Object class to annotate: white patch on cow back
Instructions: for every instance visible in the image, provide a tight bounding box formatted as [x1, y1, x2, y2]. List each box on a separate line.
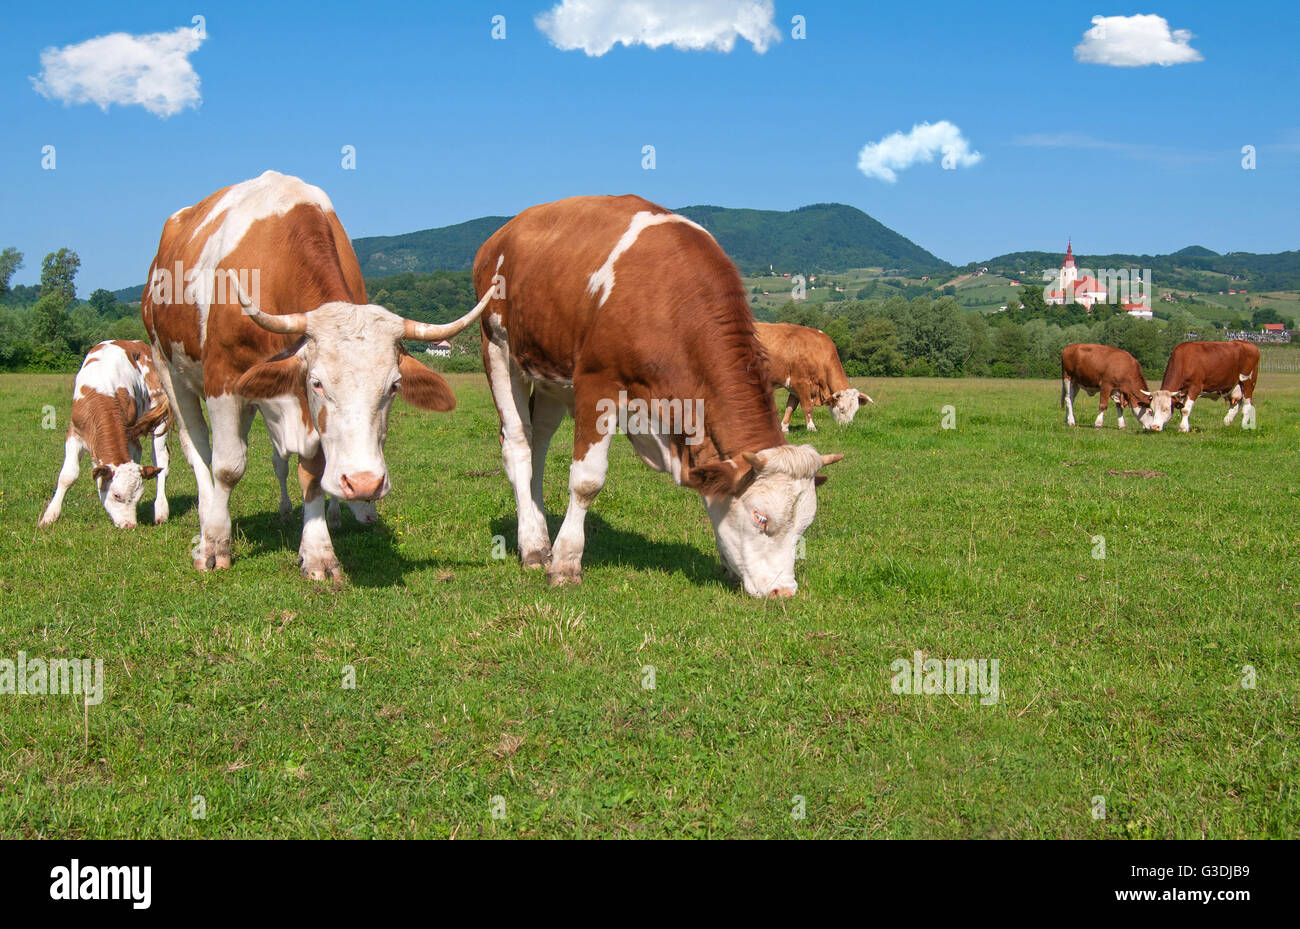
[189, 171, 336, 345]
[76, 342, 148, 413]
[586, 210, 710, 307]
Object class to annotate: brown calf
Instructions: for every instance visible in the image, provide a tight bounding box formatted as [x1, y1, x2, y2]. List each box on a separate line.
[40, 340, 170, 528]
[756, 322, 874, 432]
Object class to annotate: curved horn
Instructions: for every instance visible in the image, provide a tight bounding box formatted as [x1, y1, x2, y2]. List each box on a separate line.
[821, 453, 845, 467]
[235, 279, 308, 335]
[403, 288, 494, 342]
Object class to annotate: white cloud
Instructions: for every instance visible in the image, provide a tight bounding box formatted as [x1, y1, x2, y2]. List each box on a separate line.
[32, 26, 205, 118]
[535, 0, 780, 56]
[856, 121, 982, 183]
[1073, 14, 1203, 67]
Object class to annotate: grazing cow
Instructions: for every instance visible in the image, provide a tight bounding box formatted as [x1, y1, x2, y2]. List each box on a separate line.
[1145, 340, 1260, 433]
[142, 171, 489, 579]
[39, 340, 170, 528]
[473, 195, 844, 599]
[1060, 343, 1154, 429]
[756, 322, 874, 432]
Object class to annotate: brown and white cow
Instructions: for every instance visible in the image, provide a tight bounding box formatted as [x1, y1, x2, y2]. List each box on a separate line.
[756, 322, 874, 432]
[1060, 343, 1154, 429]
[142, 171, 489, 579]
[39, 340, 170, 529]
[1145, 340, 1260, 433]
[473, 195, 843, 599]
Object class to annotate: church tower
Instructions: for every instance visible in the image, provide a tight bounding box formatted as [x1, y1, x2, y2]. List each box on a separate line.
[1059, 239, 1078, 290]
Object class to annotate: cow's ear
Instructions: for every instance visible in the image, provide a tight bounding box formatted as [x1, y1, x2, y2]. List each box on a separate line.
[141, 466, 163, 480]
[91, 464, 112, 481]
[235, 354, 303, 399]
[690, 459, 754, 500]
[814, 473, 829, 487]
[397, 353, 456, 412]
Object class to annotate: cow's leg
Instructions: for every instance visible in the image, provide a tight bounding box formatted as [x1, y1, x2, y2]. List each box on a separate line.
[298, 448, 341, 582]
[1179, 391, 1198, 433]
[528, 385, 568, 518]
[548, 390, 615, 587]
[781, 391, 798, 433]
[1094, 383, 1110, 428]
[1114, 392, 1127, 430]
[797, 384, 818, 431]
[272, 451, 294, 521]
[484, 337, 550, 567]
[326, 496, 341, 529]
[39, 433, 86, 527]
[1064, 378, 1079, 426]
[160, 374, 217, 569]
[204, 395, 255, 570]
[152, 426, 170, 524]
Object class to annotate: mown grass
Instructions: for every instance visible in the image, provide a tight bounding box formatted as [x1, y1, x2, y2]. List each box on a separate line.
[0, 372, 1296, 838]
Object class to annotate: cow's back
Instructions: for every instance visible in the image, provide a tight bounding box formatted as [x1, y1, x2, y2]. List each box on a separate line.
[143, 171, 366, 396]
[474, 195, 742, 381]
[1162, 340, 1260, 392]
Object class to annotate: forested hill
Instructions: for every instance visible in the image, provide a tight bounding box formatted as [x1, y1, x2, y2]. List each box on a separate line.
[674, 203, 949, 275]
[982, 246, 1300, 292]
[344, 202, 950, 278]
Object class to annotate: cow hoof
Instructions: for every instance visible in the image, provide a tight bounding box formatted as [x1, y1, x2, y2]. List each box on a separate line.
[521, 547, 552, 569]
[806, 423, 817, 432]
[193, 554, 215, 571]
[780, 423, 789, 434]
[278, 504, 293, 523]
[326, 507, 341, 530]
[301, 556, 343, 583]
[154, 513, 169, 525]
[547, 563, 582, 587]
[38, 512, 58, 528]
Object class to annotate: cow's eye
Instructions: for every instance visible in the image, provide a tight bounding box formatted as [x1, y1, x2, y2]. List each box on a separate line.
[390, 381, 401, 395]
[752, 509, 769, 531]
[310, 378, 324, 394]
[113, 493, 124, 502]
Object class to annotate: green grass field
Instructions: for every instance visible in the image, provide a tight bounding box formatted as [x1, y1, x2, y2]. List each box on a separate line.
[1, 372, 1296, 838]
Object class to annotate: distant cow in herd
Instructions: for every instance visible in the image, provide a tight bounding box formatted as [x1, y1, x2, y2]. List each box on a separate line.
[142, 171, 489, 579]
[473, 195, 843, 598]
[755, 322, 874, 432]
[1060, 343, 1154, 429]
[1146, 340, 1260, 432]
[40, 340, 171, 528]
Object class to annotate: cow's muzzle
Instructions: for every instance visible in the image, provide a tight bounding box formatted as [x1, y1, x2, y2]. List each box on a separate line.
[340, 471, 386, 500]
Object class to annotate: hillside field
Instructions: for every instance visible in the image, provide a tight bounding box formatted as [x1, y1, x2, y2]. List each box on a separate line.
[0, 373, 1296, 838]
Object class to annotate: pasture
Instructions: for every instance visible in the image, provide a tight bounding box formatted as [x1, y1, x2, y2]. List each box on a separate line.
[0, 371, 1296, 838]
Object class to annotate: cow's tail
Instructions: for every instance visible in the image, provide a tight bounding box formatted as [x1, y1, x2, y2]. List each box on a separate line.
[1060, 361, 1066, 408]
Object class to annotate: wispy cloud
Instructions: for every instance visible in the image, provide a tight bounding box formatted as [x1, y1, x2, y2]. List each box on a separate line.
[1074, 14, 1203, 67]
[31, 26, 205, 118]
[535, 0, 780, 56]
[1012, 133, 1218, 167]
[856, 121, 982, 183]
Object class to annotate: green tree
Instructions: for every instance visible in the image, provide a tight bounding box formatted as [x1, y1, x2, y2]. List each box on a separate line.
[0, 248, 22, 297]
[40, 248, 81, 304]
[845, 316, 904, 376]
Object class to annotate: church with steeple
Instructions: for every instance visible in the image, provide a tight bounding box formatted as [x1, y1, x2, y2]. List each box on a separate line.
[1045, 241, 1107, 309]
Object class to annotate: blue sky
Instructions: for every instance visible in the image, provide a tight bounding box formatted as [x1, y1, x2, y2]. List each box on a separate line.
[1, 1, 1297, 290]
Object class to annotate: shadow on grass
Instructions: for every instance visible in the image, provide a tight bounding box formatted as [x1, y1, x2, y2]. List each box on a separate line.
[232, 506, 464, 589]
[489, 511, 734, 592]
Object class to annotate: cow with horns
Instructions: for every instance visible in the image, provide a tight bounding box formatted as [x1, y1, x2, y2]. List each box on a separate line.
[143, 171, 489, 579]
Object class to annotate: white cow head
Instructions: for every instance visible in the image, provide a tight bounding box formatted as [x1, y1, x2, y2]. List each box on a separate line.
[234, 293, 487, 501]
[693, 445, 843, 598]
[91, 461, 161, 528]
[830, 388, 874, 425]
[1143, 389, 1185, 431]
